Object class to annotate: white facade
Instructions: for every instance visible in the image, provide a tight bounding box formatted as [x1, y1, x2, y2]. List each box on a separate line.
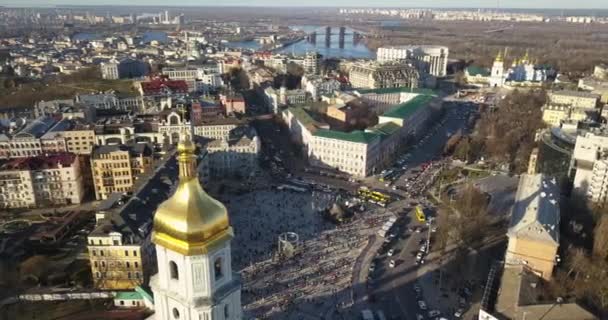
[572, 131, 608, 200]
[101, 62, 119, 80]
[301, 75, 341, 101]
[377, 45, 449, 77]
[150, 243, 241, 320]
[489, 57, 505, 88]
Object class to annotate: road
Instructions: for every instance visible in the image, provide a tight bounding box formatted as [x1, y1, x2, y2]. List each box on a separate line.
[253, 99, 480, 319]
[363, 101, 479, 320]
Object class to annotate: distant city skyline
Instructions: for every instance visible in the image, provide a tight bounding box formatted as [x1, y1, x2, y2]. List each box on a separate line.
[3, 0, 608, 9]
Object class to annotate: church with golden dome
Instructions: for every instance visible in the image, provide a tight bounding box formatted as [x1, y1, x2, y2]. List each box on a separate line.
[148, 133, 242, 320]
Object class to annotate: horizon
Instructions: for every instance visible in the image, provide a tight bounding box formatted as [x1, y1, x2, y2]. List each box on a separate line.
[2, 0, 608, 10]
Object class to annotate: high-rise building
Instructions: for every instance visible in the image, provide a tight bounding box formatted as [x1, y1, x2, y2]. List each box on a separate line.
[148, 134, 242, 319]
[377, 45, 449, 77]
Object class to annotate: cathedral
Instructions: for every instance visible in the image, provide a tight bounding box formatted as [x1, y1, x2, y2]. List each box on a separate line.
[147, 133, 242, 320]
[489, 50, 552, 87]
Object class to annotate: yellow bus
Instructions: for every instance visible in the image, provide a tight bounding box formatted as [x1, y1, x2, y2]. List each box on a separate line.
[415, 206, 426, 222]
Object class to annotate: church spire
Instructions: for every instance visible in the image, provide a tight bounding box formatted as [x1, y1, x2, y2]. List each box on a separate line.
[177, 132, 197, 180]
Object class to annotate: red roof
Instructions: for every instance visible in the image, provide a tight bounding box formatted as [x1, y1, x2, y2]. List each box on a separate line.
[141, 76, 189, 96]
[1, 152, 77, 171]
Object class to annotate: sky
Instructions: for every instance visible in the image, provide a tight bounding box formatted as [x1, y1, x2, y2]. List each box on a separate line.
[2, 0, 608, 9]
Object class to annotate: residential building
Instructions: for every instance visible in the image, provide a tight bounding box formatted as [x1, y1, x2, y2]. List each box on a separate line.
[248, 67, 275, 87]
[101, 59, 149, 80]
[571, 130, 608, 201]
[479, 265, 597, 320]
[41, 118, 96, 155]
[206, 126, 261, 178]
[548, 90, 600, 110]
[193, 117, 245, 140]
[161, 66, 224, 93]
[479, 175, 595, 320]
[220, 93, 246, 115]
[349, 62, 419, 90]
[264, 87, 307, 114]
[148, 134, 242, 319]
[91, 144, 153, 200]
[377, 45, 449, 77]
[101, 62, 119, 80]
[301, 75, 341, 101]
[0, 116, 61, 159]
[578, 65, 608, 103]
[304, 52, 321, 75]
[541, 104, 596, 127]
[88, 218, 148, 290]
[506, 174, 560, 280]
[0, 153, 85, 208]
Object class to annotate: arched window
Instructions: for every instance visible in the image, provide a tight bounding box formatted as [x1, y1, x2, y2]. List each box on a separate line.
[169, 261, 179, 280]
[172, 308, 180, 319]
[214, 257, 223, 280]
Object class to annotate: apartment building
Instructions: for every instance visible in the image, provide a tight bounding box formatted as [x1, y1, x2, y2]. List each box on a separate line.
[548, 90, 600, 109]
[301, 75, 341, 101]
[0, 116, 62, 159]
[377, 45, 449, 77]
[206, 126, 261, 178]
[506, 174, 560, 280]
[193, 117, 245, 140]
[91, 144, 153, 200]
[0, 153, 84, 208]
[41, 118, 96, 155]
[349, 62, 419, 90]
[88, 219, 147, 290]
[571, 131, 608, 202]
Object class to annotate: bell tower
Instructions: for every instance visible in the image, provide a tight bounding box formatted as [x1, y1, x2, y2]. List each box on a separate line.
[149, 133, 242, 320]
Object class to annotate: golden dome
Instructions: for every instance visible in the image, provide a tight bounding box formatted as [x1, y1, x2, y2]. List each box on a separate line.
[152, 133, 232, 255]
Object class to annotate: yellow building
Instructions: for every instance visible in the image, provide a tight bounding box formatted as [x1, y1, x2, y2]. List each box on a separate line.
[541, 104, 570, 127]
[506, 174, 560, 280]
[42, 118, 96, 155]
[91, 144, 153, 200]
[548, 90, 600, 109]
[87, 220, 147, 290]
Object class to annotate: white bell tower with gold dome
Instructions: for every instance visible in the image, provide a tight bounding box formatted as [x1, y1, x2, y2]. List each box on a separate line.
[149, 133, 242, 320]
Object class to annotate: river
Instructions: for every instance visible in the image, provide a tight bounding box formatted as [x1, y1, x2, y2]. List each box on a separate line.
[226, 25, 375, 59]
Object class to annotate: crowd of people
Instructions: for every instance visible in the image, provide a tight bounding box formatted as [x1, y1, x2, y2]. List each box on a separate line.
[226, 189, 391, 319]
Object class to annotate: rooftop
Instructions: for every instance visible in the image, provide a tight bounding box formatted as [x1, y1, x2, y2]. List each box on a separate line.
[314, 129, 379, 144]
[140, 76, 189, 96]
[508, 174, 560, 245]
[550, 90, 600, 100]
[355, 87, 437, 96]
[0, 152, 77, 171]
[494, 265, 597, 320]
[382, 94, 435, 120]
[92, 143, 153, 159]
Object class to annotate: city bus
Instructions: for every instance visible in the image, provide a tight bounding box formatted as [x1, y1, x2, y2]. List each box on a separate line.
[415, 206, 426, 222]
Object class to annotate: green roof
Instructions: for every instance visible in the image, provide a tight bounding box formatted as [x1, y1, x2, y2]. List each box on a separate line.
[286, 107, 323, 128]
[115, 291, 143, 300]
[466, 66, 490, 77]
[382, 95, 435, 119]
[135, 286, 153, 303]
[314, 129, 379, 144]
[370, 121, 401, 136]
[355, 87, 437, 96]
